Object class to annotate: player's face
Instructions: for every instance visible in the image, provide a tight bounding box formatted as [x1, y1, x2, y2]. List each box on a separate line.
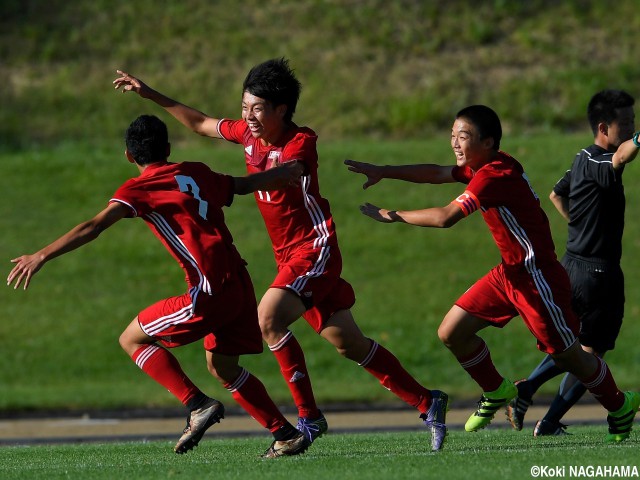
[607, 106, 635, 150]
[450, 118, 493, 170]
[242, 91, 286, 145]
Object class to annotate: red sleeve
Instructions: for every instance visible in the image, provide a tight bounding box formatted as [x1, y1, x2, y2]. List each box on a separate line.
[208, 170, 235, 208]
[283, 131, 316, 160]
[216, 119, 246, 144]
[452, 165, 473, 184]
[281, 130, 318, 178]
[109, 180, 143, 217]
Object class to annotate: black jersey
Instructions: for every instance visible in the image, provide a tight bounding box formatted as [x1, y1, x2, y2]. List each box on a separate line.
[553, 144, 625, 263]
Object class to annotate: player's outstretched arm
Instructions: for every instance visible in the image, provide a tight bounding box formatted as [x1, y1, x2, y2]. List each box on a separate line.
[612, 134, 640, 170]
[7, 203, 129, 290]
[113, 70, 221, 138]
[345, 159, 456, 189]
[233, 161, 305, 195]
[360, 202, 465, 228]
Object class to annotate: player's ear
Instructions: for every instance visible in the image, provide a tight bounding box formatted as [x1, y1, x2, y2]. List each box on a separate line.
[482, 136, 495, 150]
[276, 103, 287, 120]
[598, 122, 609, 137]
[125, 149, 136, 164]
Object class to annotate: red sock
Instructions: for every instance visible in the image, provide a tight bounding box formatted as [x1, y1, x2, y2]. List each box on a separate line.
[132, 344, 200, 405]
[360, 340, 432, 414]
[580, 357, 625, 412]
[224, 368, 288, 432]
[269, 331, 319, 419]
[456, 340, 503, 392]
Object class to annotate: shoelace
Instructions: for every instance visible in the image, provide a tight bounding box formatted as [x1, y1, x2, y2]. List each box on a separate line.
[297, 418, 322, 438]
[420, 408, 445, 429]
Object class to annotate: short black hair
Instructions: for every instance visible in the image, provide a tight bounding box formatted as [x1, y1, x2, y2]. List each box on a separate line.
[125, 115, 168, 165]
[456, 105, 502, 151]
[242, 57, 302, 123]
[587, 89, 635, 136]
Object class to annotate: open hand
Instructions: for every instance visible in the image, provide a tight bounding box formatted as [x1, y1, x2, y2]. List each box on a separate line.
[359, 202, 395, 223]
[7, 254, 44, 290]
[344, 159, 383, 189]
[272, 160, 305, 188]
[113, 70, 152, 97]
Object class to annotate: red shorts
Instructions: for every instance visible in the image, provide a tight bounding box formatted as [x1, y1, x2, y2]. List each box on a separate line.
[454, 262, 578, 354]
[138, 266, 262, 355]
[271, 245, 356, 332]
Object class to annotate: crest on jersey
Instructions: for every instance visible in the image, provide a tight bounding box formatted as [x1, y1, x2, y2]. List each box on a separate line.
[245, 145, 253, 156]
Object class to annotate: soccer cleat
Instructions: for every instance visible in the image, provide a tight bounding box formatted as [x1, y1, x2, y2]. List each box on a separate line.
[505, 380, 533, 431]
[606, 391, 640, 443]
[296, 411, 328, 443]
[262, 431, 311, 458]
[465, 378, 518, 432]
[533, 419, 569, 437]
[420, 389, 449, 451]
[174, 398, 225, 454]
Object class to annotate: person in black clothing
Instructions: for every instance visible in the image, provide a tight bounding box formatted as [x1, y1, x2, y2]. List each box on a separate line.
[506, 89, 640, 436]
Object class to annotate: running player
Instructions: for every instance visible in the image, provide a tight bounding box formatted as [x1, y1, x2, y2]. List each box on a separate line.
[506, 90, 640, 436]
[345, 105, 640, 442]
[112, 59, 449, 451]
[7, 115, 311, 458]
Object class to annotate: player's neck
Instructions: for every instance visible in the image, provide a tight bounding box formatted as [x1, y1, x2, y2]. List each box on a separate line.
[259, 123, 293, 147]
[138, 160, 169, 173]
[594, 137, 615, 152]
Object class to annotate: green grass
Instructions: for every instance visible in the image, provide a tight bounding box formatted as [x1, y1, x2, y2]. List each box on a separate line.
[2, 134, 640, 412]
[1, 427, 638, 480]
[3, 0, 640, 148]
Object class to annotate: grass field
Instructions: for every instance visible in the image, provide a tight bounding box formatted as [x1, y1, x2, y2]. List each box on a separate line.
[1, 427, 638, 480]
[2, 133, 640, 413]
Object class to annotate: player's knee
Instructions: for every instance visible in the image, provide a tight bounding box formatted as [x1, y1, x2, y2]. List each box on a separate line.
[437, 324, 454, 347]
[207, 363, 223, 383]
[334, 344, 350, 358]
[257, 306, 276, 332]
[207, 362, 240, 385]
[336, 337, 371, 362]
[118, 330, 132, 353]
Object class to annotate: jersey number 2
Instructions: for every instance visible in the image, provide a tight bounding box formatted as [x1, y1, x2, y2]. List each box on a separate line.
[175, 175, 209, 220]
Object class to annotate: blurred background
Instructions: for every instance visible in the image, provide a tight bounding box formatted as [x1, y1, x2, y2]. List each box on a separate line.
[2, 0, 640, 149]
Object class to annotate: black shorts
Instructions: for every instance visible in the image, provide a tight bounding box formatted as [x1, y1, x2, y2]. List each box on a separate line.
[561, 253, 624, 352]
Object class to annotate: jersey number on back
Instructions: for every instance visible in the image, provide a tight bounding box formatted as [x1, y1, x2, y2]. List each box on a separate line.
[175, 175, 209, 220]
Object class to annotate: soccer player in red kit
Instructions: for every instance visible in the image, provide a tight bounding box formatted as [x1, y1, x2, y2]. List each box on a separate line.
[345, 105, 639, 442]
[113, 59, 449, 451]
[7, 115, 313, 458]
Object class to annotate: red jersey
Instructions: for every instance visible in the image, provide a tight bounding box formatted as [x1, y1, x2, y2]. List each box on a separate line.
[109, 161, 244, 296]
[216, 119, 337, 258]
[451, 151, 558, 270]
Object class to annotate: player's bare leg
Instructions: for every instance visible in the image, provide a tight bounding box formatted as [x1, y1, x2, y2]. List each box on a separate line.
[119, 318, 224, 454]
[206, 351, 310, 457]
[259, 288, 325, 441]
[439, 306, 516, 432]
[322, 310, 449, 450]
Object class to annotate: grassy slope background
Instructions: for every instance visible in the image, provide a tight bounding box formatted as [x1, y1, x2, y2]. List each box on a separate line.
[1, 0, 640, 413]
